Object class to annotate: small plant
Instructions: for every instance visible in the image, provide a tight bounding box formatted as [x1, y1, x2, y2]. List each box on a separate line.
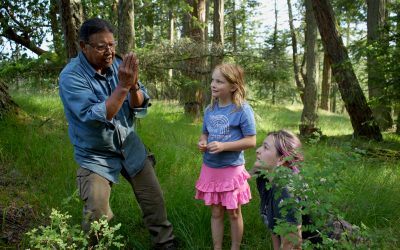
[26, 209, 123, 250]
[258, 162, 372, 249]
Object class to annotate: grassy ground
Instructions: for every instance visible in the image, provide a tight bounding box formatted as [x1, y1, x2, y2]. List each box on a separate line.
[0, 92, 399, 249]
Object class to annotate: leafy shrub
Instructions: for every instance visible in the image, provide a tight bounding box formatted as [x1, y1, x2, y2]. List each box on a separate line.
[26, 209, 124, 250]
[258, 160, 371, 249]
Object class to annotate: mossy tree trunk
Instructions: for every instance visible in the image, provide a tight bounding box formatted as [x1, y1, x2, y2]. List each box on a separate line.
[0, 81, 18, 118]
[117, 0, 135, 56]
[59, 0, 83, 59]
[311, 0, 382, 140]
[300, 0, 319, 137]
[287, 0, 304, 104]
[366, 0, 393, 130]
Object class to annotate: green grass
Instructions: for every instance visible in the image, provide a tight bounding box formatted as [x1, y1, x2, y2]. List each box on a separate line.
[0, 92, 399, 249]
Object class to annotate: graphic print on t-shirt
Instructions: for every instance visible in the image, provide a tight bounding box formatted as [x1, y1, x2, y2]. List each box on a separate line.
[208, 114, 231, 141]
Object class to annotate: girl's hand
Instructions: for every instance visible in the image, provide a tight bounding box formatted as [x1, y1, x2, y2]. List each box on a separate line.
[198, 140, 207, 152]
[207, 141, 225, 154]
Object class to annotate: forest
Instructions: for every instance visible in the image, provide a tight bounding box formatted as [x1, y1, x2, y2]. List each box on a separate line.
[0, 0, 399, 249]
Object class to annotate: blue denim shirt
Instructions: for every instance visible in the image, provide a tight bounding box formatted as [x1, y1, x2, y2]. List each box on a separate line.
[59, 52, 150, 183]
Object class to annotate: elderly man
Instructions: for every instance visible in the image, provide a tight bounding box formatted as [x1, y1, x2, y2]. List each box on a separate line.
[59, 18, 175, 250]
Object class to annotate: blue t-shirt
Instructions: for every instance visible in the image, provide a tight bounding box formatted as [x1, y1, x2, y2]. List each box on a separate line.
[202, 102, 256, 168]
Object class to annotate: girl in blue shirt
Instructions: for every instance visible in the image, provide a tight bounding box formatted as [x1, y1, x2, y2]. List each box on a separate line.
[195, 64, 256, 250]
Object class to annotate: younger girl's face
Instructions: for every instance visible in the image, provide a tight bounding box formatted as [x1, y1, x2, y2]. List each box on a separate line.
[254, 135, 282, 171]
[211, 69, 236, 103]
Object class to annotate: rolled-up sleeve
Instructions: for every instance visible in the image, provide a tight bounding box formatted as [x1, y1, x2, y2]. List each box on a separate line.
[129, 81, 150, 118]
[59, 72, 114, 127]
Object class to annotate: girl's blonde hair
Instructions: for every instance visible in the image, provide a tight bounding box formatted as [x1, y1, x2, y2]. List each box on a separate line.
[267, 130, 304, 170]
[210, 64, 246, 109]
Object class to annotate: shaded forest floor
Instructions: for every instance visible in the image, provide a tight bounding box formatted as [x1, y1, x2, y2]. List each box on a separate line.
[1, 92, 400, 249]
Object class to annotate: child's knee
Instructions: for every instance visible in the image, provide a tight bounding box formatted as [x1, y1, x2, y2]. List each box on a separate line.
[211, 206, 225, 219]
[227, 208, 241, 220]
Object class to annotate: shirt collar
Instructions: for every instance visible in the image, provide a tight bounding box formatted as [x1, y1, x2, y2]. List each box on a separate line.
[78, 52, 115, 78]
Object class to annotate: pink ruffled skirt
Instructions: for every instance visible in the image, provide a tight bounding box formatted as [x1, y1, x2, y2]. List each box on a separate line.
[195, 164, 252, 210]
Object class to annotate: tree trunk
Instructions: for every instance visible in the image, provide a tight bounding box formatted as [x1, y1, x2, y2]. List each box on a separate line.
[0, 81, 18, 118]
[397, 108, 400, 134]
[50, 0, 64, 57]
[271, 0, 278, 105]
[232, 0, 237, 52]
[117, 0, 135, 56]
[167, 10, 175, 86]
[59, 0, 83, 59]
[287, 0, 304, 103]
[212, 0, 224, 68]
[367, 0, 393, 130]
[300, 0, 319, 137]
[330, 83, 337, 113]
[181, 0, 207, 120]
[311, 0, 382, 140]
[182, 0, 192, 38]
[320, 52, 331, 111]
[144, 1, 154, 44]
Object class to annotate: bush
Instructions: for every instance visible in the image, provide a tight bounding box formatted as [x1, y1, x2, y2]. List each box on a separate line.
[258, 160, 371, 249]
[26, 209, 124, 250]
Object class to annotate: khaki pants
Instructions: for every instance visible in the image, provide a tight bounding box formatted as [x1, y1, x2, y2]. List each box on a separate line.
[76, 158, 174, 247]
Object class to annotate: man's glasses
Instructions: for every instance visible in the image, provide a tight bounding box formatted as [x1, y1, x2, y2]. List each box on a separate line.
[86, 41, 118, 53]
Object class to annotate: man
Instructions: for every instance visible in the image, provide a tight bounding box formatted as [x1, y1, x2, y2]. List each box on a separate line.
[59, 18, 175, 250]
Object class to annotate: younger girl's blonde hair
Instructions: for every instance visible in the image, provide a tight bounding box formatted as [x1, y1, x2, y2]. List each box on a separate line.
[210, 64, 246, 110]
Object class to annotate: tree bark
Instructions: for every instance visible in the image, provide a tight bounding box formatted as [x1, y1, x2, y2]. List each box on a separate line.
[58, 0, 83, 59]
[212, 0, 224, 68]
[0, 81, 18, 118]
[311, 0, 382, 140]
[271, 0, 278, 105]
[181, 0, 207, 119]
[397, 108, 400, 134]
[232, 0, 237, 52]
[50, 0, 64, 57]
[330, 83, 337, 113]
[300, 0, 319, 137]
[143, 1, 154, 44]
[287, 0, 304, 103]
[117, 0, 135, 56]
[320, 52, 331, 111]
[367, 0, 393, 130]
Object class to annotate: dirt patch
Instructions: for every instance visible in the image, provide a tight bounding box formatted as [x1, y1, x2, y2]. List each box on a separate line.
[0, 163, 37, 247]
[0, 203, 36, 245]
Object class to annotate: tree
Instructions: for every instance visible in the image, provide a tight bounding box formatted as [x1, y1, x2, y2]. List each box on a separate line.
[0, 0, 49, 56]
[0, 80, 17, 118]
[320, 52, 331, 111]
[117, 0, 135, 56]
[287, 0, 304, 104]
[49, 0, 64, 57]
[366, 0, 393, 130]
[180, 0, 207, 119]
[224, 0, 260, 53]
[311, 0, 382, 140]
[212, 0, 224, 68]
[300, 0, 319, 137]
[59, 0, 83, 59]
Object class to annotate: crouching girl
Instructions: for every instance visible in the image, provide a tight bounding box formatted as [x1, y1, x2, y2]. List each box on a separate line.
[250, 130, 303, 250]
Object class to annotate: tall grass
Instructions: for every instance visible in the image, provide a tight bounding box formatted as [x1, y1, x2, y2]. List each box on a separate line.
[0, 92, 399, 249]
